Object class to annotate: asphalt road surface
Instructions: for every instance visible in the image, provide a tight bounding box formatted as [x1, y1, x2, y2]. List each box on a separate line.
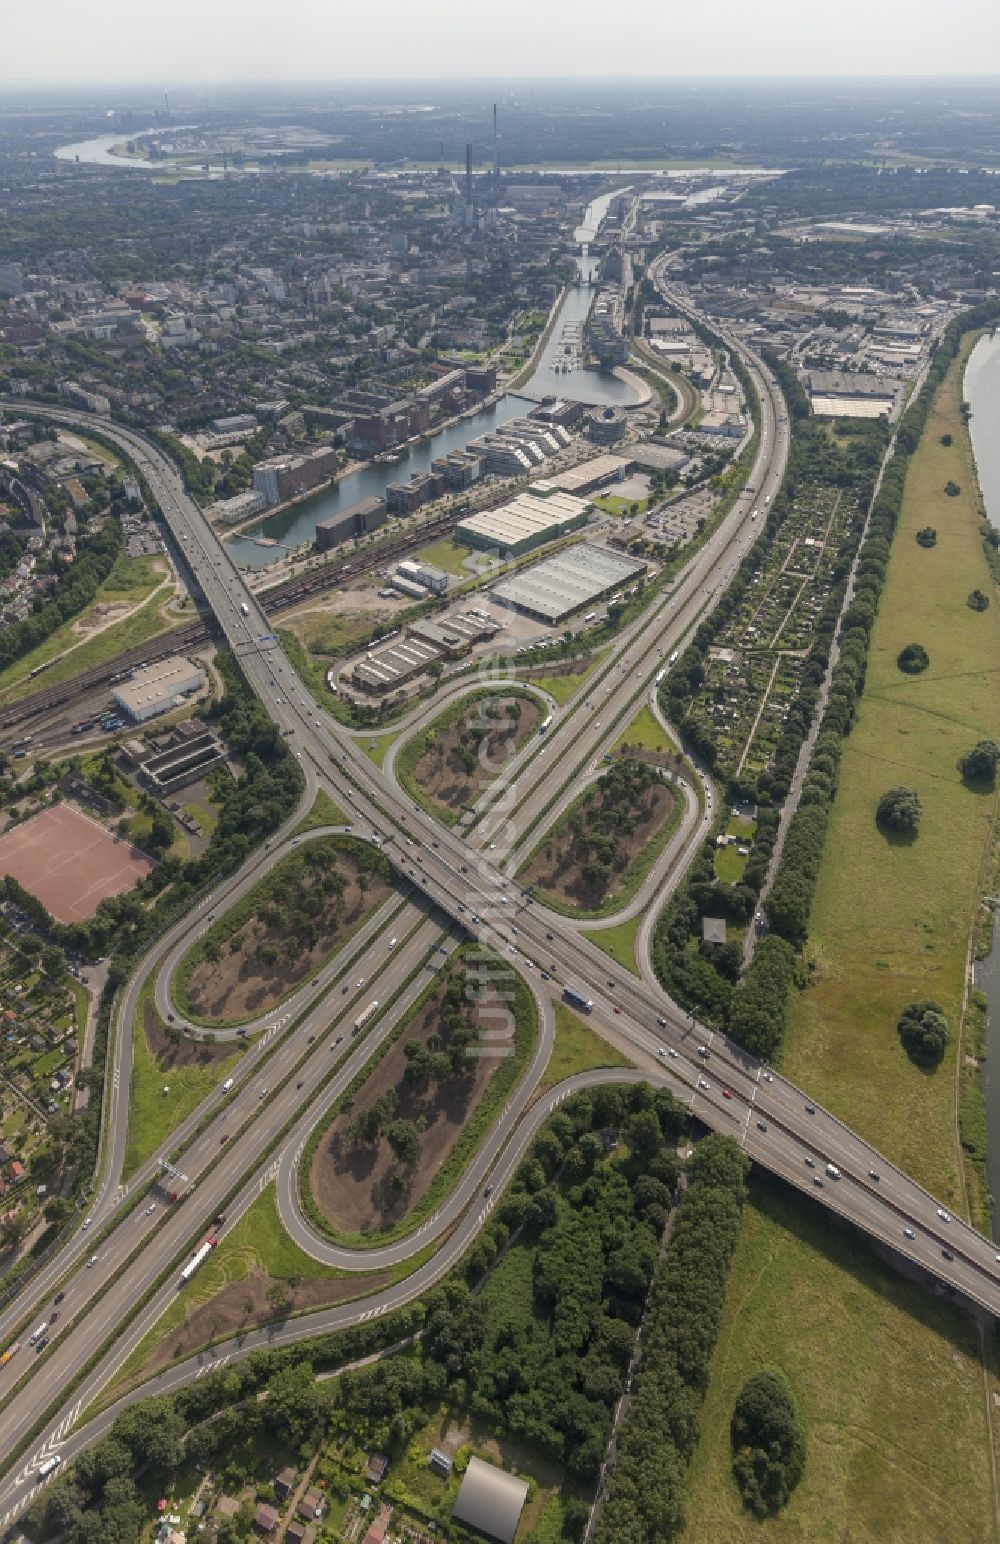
[1, 323, 996, 1522]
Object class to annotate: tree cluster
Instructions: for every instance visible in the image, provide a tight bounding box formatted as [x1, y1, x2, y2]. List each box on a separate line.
[730, 1368, 806, 1516]
[897, 998, 950, 1068]
[959, 738, 1000, 784]
[876, 786, 922, 834]
[0, 515, 121, 674]
[558, 759, 665, 899]
[897, 642, 929, 674]
[337, 1084, 686, 1478]
[592, 1135, 750, 1544]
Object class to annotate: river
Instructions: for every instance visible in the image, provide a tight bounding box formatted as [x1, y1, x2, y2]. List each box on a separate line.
[54, 127, 200, 168]
[965, 329, 1000, 1231]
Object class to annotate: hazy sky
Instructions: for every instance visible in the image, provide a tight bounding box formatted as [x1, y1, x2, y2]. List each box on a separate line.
[3, 0, 999, 85]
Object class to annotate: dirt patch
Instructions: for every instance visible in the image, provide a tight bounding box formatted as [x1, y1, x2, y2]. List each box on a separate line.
[185, 842, 393, 1024]
[140, 1266, 392, 1382]
[411, 694, 541, 817]
[72, 601, 133, 636]
[523, 765, 676, 909]
[143, 997, 234, 1069]
[613, 740, 685, 774]
[310, 972, 500, 1236]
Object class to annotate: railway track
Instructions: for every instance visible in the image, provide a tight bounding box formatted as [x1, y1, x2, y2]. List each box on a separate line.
[0, 511, 458, 740]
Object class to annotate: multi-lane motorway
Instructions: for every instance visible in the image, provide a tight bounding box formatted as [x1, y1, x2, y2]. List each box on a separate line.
[0, 315, 997, 1524]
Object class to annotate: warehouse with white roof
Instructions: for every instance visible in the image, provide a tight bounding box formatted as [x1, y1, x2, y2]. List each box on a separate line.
[112, 656, 206, 723]
[490, 542, 646, 624]
[455, 488, 590, 557]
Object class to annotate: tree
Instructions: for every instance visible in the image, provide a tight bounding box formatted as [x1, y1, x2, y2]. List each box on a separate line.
[41, 942, 66, 979]
[896, 642, 929, 675]
[387, 1119, 421, 1169]
[959, 739, 1000, 783]
[627, 1109, 663, 1166]
[940, 433, 953, 446]
[730, 1369, 806, 1516]
[876, 787, 922, 834]
[915, 526, 937, 548]
[944, 480, 961, 497]
[968, 589, 990, 612]
[897, 998, 950, 1068]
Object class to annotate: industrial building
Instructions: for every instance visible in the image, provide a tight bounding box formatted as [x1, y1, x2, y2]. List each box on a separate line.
[551, 453, 632, 495]
[351, 612, 499, 695]
[490, 542, 646, 625]
[118, 724, 226, 795]
[452, 1457, 528, 1544]
[456, 488, 590, 557]
[393, 559, 449, 594]
[314, 496, 387, 551]
[112, 656, 205, 724]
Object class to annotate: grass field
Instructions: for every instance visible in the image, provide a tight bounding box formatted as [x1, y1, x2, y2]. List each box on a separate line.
[541, 1002, 635, 1087]
[612, 702, 678, 756]
[293, 787, 349, 833]
[416, 537, 479, 577]
[783, 339, 1000, 1207]
[682, 1174, 997, 1544]
[122, 994, 241, 1180]
[354, 728, 404, 768]
[593, 494, 649, 517]
[581, 916, 642, 975]
[527, 651, 608, 706]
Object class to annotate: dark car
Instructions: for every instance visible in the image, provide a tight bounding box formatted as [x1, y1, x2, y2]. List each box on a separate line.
[942, 1248, 954, 1261]
[53, 1292, 65, 1305]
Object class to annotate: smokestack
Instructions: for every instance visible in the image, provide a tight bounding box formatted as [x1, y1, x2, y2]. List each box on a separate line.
[465, 142, 472, 208]
[493, 103, 499, 182]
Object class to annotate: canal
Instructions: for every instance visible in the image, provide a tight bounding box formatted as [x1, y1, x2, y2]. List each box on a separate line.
[228, 184, 638, 566]
[964, 329, 1000, 1231]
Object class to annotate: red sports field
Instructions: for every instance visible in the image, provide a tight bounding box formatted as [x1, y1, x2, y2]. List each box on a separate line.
[0, 802, 154, 923]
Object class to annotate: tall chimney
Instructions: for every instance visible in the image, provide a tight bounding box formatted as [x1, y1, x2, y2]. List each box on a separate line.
[493, 103, 499, 181]
[465, 142, 473, 208]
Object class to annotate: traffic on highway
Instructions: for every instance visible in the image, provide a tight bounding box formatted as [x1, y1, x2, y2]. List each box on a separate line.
[0, 291, 995, 1527]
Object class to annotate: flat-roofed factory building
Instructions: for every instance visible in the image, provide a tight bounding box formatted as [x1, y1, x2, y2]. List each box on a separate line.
[489, 542, 646, 625]
[350, 612, 500, 695]
[455, 488, 590, 557]
[112, 656, 206, 724]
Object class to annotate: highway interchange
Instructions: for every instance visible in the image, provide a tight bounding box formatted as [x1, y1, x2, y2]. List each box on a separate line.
[1, 293, 998, 1528]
